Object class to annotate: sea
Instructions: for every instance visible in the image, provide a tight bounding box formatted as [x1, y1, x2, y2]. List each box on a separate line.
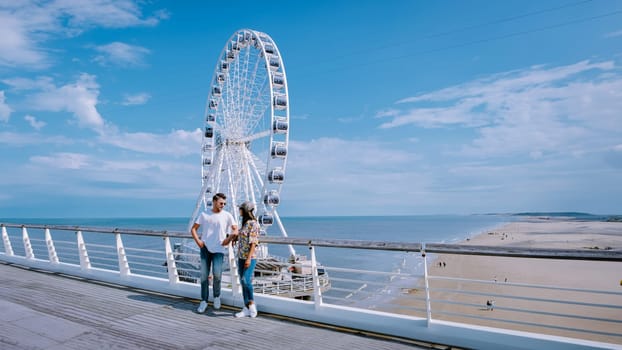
[1, 214, 513, 303]
[1, 214, 511, 250]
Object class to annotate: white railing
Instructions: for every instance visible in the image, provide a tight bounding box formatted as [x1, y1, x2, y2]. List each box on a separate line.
[1, 223, 621, 350]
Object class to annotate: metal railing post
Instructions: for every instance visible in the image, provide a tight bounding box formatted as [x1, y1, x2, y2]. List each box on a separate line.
[163, 237, 179, 284]
[22, 226, 34, 259]
[76, 230, 91, 270]
[422, 244, 432, 325]
[309, 244, 323, 309]
[44, 228, 59, 264]
[1, 225, 14, 256]
[115, 233, 131, 277]
[228, 244, 241, 298]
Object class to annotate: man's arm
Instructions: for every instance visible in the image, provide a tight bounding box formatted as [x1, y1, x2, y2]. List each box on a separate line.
[190, 223, 204, 248]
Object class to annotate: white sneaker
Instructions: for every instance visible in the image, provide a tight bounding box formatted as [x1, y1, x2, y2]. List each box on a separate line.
[197, 300, 207, 313]
[249, 303, 257, 318]
[213, 297, 221, 310]
[235, 307, 250, 318]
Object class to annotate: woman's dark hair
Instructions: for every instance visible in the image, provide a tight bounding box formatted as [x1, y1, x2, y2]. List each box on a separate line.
[240, 206, 256, 228]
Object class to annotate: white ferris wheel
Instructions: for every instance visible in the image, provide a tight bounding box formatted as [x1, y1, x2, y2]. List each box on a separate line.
[189, 29, 294, 255]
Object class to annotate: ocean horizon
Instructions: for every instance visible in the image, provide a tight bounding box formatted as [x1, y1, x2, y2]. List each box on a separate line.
[2, 213, 617, 308]
[1, 214, 512, 239]
[1, 214, 511, 270]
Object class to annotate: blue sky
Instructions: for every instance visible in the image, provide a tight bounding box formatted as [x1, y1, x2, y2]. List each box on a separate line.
[1, 0, 621, 218]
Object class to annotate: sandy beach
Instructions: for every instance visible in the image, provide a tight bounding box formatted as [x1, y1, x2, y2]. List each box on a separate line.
[388, 217, 622, 345]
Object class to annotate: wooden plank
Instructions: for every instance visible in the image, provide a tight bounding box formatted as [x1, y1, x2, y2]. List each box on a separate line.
[0, 262, 450, 350]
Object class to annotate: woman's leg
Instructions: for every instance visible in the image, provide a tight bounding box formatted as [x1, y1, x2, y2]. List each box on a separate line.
[237, 259, 249, 306]
[238, 258, 257, 306]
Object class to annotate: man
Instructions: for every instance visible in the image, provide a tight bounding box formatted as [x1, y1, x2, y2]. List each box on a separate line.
[191, 193, 238, 313]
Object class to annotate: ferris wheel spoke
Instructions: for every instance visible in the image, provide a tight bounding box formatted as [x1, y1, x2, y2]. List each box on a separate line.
[239, 50, 263, 136]
[229, 63, 267, 138]
[246, 79, 271, 132]
[246, 148, 266, 187]
[242, 147, 260, 205]
[240, 48, 255, 124]
[248, 155, 266, 210]
[235, 129, 270, 143]
[238, 59, 268, 136]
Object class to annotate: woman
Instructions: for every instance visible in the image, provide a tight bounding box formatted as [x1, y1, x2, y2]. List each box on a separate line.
[224, 200, 260, 318]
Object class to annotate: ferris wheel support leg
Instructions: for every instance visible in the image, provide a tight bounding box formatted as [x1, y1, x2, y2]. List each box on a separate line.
[225, 163, 239, 221]
[273, 211, 296, 257]
[188, 181, 210, 232]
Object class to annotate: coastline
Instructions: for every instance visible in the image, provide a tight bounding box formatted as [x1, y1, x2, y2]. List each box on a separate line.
[387, 217, 622, 344]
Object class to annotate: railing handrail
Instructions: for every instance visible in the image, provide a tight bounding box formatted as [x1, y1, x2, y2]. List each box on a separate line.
[3, 222, 621, 261]
[0, 222, 189, 238]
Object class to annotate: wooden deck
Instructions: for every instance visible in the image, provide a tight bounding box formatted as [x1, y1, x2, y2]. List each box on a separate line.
[0, 262, 456, 350]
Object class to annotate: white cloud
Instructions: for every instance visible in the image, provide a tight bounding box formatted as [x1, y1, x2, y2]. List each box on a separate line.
[122, 92, 151, 105]
[48, 0, 168, 30]
[2, 76, 55, 91]
[0, 131, 36, 145]
[282, 137, 425, 214]
[24, 114, 46, 130]
[27, 73, 104, 130]
[0, 12, 47, 68]
[374, 108, 400, 118]
[19, 152, 197, 200]
[0, 131, 73, 146]
[387, 60, 615, 127]
[93, 42, 151, 67]
[605, 29, 622, 38]
[31, 152, 90, 169]
[290, 137, 416, 169]
[336, 116, 359, 123]
[0, 91, 12, 122]
[379, 60, 622, 160]
[99, 126, 202, 156]
[0, 1, 167, 68]
[3, 74, 197, 156]
[28, 152, 184, 174]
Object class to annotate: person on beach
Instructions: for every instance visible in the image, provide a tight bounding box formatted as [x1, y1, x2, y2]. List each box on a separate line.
[223, 201, 260, 318]
[191, 193, 238, 313]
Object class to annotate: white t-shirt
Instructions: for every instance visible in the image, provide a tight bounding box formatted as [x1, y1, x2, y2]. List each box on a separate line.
[195, 210, 236, 254]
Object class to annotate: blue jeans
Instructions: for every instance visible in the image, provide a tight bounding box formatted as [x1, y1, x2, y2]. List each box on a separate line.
[199, 246, 224, 302]
[237, 258, 257, 306]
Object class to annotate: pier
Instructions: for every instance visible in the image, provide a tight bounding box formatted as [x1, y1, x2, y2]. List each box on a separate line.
[1, 223, 621, 350]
